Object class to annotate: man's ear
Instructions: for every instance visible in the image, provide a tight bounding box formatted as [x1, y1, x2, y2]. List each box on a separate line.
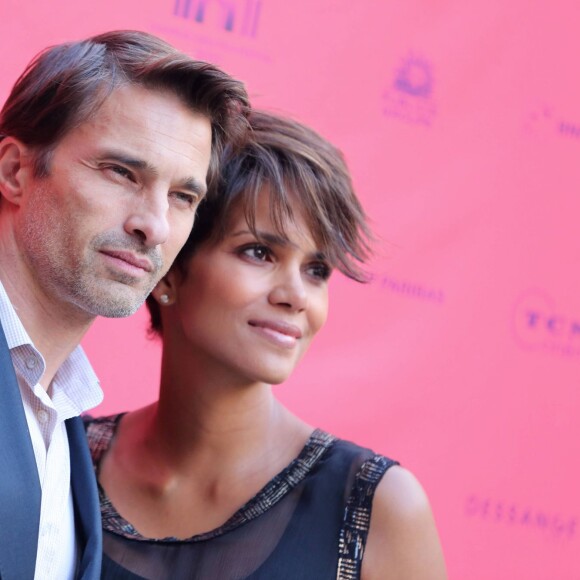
[0, 137, 32, 206]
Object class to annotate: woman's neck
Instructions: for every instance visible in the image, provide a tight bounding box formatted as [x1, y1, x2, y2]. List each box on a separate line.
[99, 353, 313, 539]
[126, 345, 312, 482]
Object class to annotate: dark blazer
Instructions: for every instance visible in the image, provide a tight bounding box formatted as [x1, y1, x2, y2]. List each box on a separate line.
[0, 320, 102, 580]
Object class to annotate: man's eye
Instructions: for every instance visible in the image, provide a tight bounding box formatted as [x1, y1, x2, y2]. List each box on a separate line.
[104, 165, 135, 182]
[171, 191, 197, 207]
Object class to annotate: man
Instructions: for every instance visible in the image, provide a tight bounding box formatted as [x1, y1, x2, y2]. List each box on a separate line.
[0, 30, 248, 579]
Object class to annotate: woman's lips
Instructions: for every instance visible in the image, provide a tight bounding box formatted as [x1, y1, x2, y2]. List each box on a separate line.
[248, 319, 302, 349]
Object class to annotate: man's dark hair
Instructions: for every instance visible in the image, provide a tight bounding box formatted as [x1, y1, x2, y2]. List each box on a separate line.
[0, 30, 250, 191]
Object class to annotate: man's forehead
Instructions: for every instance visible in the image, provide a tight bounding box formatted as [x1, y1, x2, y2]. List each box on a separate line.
[57, 107, 211, 194]
[77, 84, 208, 133]
[69, 86, 210, 146]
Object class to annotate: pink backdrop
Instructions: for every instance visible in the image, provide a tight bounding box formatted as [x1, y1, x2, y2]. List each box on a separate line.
[1, 1, 578, 577]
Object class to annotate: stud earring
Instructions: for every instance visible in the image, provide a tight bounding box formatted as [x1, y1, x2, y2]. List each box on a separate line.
[159, 294, 170, 305]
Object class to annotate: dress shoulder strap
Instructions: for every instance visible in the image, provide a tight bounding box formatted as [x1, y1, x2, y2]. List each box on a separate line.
[336, 454, 399, 580]
[83, 413, 124, 470]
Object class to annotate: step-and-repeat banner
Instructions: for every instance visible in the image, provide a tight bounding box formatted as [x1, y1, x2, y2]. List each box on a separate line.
[1, 1, 578, 577]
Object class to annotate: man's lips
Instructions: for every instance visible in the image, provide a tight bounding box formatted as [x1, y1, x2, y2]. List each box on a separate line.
[100, 250, 154, 273]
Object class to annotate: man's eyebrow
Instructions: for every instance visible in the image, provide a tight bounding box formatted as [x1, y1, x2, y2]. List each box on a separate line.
[100, 150, 207, 196]
[180, 177, 207, 198]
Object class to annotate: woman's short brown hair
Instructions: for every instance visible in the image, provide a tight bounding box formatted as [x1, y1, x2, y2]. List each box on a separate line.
[147, 110, 373, 335]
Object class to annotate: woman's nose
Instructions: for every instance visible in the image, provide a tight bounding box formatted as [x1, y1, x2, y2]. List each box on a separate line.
[268, 270, 308, 312]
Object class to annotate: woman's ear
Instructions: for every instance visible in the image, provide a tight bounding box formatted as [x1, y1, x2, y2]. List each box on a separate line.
[151, 268, 181, 306]
[0, 138, 32, 205]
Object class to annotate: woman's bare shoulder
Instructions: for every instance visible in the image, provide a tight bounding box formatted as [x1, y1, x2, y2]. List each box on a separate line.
[361, 465, 447, 580]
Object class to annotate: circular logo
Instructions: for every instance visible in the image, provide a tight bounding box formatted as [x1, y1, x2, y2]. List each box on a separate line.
[394, 56, 433, 98]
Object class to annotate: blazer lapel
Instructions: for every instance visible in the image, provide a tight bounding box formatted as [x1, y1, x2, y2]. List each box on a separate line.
[67, 417, 102, 580]
[0, 320, 41, 580]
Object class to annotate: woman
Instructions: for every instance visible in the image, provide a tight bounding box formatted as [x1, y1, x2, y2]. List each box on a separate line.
[86, 111, 447, 579]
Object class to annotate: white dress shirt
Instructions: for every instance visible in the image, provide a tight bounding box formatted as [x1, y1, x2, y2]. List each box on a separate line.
[0, 282, 103, 580]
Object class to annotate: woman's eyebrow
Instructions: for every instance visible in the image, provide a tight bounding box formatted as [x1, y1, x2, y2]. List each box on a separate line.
[230, 229, 327, 261]
[230, 230, 289, 247]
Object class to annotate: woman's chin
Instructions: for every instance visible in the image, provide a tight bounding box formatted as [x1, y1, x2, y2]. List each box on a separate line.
[246, 368, 293, 387]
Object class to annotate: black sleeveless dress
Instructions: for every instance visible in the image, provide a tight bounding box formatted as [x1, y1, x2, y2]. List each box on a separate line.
[85, 415, 398, 580]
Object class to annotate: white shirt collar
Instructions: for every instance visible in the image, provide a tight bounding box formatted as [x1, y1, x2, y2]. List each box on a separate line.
[0, 279, 103, 415]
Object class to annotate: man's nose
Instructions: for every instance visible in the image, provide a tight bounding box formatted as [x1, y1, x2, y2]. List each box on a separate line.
[124, 191, 170, 248]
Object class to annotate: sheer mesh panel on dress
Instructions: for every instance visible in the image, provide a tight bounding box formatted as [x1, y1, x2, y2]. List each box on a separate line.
[86, 415, 397, 580]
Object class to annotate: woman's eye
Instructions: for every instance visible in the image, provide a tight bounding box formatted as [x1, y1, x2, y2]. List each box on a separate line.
[308, 262, 332, 281]
[241, 244, 271, 261]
